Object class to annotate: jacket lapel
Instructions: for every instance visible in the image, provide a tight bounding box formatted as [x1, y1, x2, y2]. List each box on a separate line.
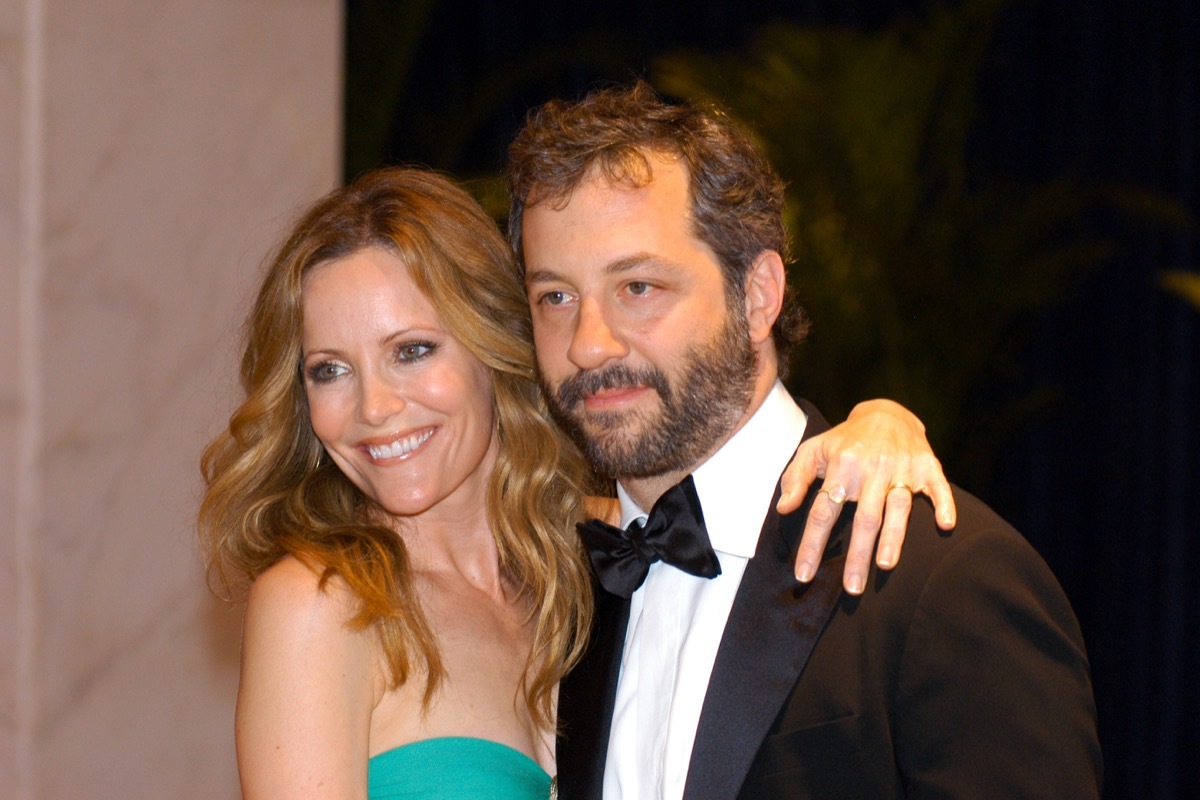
[682, 404, 848, 800]
[555, 588, 630, 799]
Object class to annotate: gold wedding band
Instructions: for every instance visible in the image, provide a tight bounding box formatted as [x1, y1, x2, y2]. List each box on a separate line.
[889, 482, 913, 494]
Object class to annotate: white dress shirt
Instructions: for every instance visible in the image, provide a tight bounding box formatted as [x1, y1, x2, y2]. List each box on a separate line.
[602, 381, 808, 800]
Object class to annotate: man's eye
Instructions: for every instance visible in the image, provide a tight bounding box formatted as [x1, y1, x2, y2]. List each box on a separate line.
[626, 281, 651, 296]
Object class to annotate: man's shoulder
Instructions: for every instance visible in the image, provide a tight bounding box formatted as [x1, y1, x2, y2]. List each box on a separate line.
[911, 484, 1058, 586]
[798, 482, 1087, 678]
[783, 482, 1069, 625]
[892, 484, 1030, 565]
[769, 479, 1029, 577]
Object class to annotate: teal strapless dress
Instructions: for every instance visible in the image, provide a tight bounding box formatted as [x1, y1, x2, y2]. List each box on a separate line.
[368, 736, 553, 799]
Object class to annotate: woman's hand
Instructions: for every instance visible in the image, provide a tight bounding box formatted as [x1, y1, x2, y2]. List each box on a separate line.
[777, 399, 956, 595]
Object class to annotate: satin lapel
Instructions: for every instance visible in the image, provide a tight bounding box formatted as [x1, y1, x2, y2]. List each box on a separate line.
[682, 402, 847, 800]
[555, 589, 630, 799]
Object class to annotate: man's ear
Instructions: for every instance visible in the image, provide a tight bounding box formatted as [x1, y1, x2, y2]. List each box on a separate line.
[744, 250, 786, 345]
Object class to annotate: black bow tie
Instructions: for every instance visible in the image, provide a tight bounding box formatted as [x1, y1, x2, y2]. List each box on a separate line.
[576, 475, 722, 598]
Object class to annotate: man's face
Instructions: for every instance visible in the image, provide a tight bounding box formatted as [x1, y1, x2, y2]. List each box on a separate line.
[521, 154, 756, 479]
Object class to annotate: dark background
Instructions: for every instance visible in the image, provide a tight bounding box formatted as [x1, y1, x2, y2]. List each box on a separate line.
[344, 1, 1199, 796]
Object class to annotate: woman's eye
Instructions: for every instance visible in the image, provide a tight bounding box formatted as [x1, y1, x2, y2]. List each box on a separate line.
[626, 281, 651, 296]
[396, 342, 435, 362]
[306, 362, 347, 384]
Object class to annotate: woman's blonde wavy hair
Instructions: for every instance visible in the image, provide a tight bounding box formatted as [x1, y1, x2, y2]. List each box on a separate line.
[198, 167, 597, 730]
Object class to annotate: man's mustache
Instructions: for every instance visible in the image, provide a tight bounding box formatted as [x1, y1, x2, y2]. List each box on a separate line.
[554, 363, 672, 408]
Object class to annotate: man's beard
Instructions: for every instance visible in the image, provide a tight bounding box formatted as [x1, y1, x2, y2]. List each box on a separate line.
[542, 308, 757, 479]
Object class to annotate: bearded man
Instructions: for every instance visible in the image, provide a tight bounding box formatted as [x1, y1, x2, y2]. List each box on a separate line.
[506, 82, 1101, 800]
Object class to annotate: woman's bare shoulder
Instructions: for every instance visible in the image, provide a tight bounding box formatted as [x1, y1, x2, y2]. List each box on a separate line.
[238, 557, 379, 798]
[243, 556, 368, 656]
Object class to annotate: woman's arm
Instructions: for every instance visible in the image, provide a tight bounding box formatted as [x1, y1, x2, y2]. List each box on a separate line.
[236, 557, 377, 799]
[777, 399, 957, 594]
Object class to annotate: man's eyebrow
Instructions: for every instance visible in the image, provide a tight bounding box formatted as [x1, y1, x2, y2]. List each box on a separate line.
[608, 253, 673, 274]
[525, 253, 676, 285]
[525, 268, 564, 285]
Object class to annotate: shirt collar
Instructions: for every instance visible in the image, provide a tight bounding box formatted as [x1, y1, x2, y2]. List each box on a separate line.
[617, 381, 808, 558]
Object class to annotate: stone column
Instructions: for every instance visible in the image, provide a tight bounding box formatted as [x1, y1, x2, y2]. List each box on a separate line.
[0, 2, 341, 797]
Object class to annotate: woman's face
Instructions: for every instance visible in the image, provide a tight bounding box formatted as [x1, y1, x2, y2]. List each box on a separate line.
[301, 246, 499, 523]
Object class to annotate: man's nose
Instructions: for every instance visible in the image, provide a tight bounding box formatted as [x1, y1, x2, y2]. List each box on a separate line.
[568, 297, 629, 370]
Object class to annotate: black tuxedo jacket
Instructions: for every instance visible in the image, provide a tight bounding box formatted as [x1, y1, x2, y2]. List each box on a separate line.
[556, 402, 1101, 799]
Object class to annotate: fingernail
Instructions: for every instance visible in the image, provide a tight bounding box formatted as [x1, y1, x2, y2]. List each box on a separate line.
[796, 563, 814, 583]
[877, 546, 894, 568]
[847, 574, 864, 595]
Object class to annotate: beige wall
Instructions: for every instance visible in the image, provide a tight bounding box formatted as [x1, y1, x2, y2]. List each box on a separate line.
[1, 1, 341, 796]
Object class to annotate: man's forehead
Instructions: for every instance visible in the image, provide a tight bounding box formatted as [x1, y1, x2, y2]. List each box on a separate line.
[527, 148, 687, 211]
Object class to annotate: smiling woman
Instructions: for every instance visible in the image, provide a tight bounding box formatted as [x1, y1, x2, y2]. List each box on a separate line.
[198, 168, 595, 799]
[301, 247, 499, 520]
